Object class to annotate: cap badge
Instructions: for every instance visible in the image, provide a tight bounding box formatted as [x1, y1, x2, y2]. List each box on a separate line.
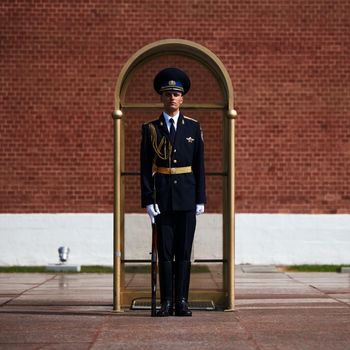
[186, 137, 195, 143]
[168, 80, 176, 86]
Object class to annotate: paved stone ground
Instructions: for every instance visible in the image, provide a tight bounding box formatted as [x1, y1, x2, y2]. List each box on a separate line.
[0, 267, 350, 349]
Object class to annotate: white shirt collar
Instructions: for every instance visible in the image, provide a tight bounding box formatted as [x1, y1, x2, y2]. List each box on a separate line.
[163, 111, 180, 131]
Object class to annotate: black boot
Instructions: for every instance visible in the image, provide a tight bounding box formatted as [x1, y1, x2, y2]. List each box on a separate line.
[175, 261, 192, 317]
[156, 261, 173, 317]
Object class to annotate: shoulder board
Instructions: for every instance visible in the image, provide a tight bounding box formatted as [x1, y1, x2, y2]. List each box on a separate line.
[183, 115, 198, 123]
[143, 118, 158, 125]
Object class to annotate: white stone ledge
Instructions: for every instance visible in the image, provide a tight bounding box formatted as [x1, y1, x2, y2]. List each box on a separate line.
[0, 213, 349, 265]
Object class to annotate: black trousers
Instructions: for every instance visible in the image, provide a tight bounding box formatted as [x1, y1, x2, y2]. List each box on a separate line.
[156, 210, 196, 262]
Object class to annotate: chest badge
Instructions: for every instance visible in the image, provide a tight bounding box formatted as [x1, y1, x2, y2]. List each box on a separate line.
[186, 137, 195, 143]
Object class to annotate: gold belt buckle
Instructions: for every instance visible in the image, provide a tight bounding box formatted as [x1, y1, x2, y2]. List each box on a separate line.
[170, 168, 176, 174]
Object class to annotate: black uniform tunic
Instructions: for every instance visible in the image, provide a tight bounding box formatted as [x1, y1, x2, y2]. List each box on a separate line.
[141, 113, 206, 212]
[140, 112, 206, 262]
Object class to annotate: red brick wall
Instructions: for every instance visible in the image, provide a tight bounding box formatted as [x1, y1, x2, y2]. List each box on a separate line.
[1, 0, 349, 214]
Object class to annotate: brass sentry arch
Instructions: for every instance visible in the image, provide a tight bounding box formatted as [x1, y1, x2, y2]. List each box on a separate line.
[112, 39, 237, 312]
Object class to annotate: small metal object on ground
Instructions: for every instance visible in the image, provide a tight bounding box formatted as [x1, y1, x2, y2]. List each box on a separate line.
[131, 298, 215, 311]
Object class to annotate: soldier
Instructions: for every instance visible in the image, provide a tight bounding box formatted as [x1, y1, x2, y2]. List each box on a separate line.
[140, 67, 206, 317]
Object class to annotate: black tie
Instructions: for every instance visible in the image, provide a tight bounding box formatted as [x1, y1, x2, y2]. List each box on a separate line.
[169, 118, 176, 144]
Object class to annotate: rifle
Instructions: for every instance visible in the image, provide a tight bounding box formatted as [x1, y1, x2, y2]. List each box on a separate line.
[151, 220, 158, 317]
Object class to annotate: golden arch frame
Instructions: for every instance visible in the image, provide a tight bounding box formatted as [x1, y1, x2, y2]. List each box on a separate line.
[112, 39, 237, 312]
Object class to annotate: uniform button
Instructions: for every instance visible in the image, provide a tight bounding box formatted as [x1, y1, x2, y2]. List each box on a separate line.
[174, 149, 177, 152]
[174, 180, 177, 184]
[173, 159, 177, 163]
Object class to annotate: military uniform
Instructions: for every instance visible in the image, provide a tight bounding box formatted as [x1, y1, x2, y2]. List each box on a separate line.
[140, 68, 206, 317]
[141, 113, 206, 212]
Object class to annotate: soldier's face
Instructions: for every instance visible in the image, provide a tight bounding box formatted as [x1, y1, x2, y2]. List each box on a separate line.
[161, 91, 183, 114]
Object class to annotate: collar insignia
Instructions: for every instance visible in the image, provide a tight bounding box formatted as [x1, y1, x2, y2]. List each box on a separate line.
[186, 137, 195, 143]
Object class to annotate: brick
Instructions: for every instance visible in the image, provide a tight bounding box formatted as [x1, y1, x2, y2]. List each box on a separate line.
[0, 0, 350, 214]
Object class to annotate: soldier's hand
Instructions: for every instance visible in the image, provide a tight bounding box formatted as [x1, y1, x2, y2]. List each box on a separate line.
[146, 204, 161, 223]
[196, 204, 205, 215]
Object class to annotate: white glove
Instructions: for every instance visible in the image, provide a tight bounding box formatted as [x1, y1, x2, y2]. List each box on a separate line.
[146, 204, 161, 223]
[196, 204, 205, 215]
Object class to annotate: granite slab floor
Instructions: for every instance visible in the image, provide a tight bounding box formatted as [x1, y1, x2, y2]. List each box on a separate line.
[0, 267, 350, 350]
